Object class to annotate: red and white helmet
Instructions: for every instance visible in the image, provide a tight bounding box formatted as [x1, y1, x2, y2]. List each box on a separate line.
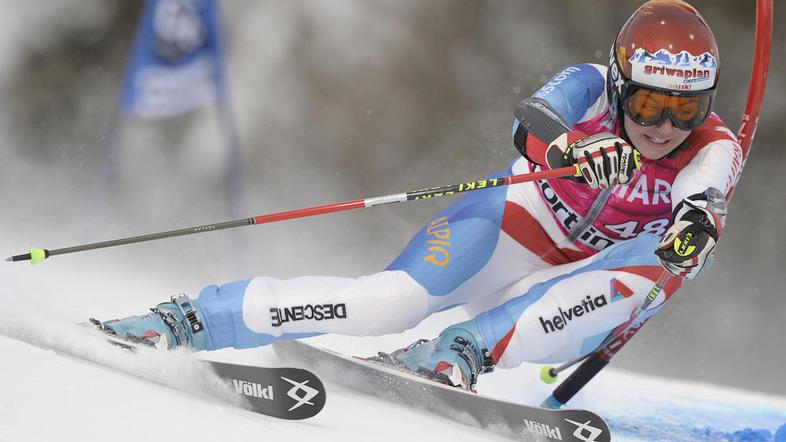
[606, 0, 719, 126]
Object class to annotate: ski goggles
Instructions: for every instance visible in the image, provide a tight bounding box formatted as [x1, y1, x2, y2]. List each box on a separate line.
[621, 83, 715, 131]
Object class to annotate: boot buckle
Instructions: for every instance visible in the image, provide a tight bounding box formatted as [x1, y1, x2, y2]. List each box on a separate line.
[171, 293, 204, 335]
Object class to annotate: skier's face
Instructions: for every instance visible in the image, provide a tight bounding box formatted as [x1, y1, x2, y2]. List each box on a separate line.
[623, 115, 691, 160]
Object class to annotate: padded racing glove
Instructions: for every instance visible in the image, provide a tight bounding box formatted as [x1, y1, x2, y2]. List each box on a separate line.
[655, 189, 727, 279]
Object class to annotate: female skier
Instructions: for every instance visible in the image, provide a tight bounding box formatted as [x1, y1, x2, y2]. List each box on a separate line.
[98, 0, 739, 392]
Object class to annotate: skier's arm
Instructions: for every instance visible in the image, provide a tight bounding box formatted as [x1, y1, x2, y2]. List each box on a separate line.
[513, 64, 637, 189]
[656, 119, 742, 279]
[512, 63, 607, 165]
[670, 127, 742, 205]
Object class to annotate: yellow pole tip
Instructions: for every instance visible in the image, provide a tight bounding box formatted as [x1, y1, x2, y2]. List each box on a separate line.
[28, 248, 47, 265]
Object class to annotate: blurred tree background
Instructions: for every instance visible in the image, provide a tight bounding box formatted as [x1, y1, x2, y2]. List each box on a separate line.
[0, 1, 783, 394]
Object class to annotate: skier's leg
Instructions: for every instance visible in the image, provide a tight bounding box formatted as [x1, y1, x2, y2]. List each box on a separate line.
[390, 233, 680, 386]
[477, 233, 680, 368]
[97, 184, 511, 352]
[97, 271, 436, 351]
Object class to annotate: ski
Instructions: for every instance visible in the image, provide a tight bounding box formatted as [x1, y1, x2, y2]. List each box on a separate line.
[90, 323, 326, 420]
[207, 360, 326, 420]
[273, 340, 610, 441]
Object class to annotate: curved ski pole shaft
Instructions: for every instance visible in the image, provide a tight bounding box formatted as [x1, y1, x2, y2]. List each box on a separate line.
[6, 166, 577, 265]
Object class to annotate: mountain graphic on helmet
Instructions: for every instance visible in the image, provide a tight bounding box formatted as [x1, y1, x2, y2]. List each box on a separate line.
[628, 49, 717, 69]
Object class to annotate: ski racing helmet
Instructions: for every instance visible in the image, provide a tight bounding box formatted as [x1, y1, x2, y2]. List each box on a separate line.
[607, 0, 719, 131]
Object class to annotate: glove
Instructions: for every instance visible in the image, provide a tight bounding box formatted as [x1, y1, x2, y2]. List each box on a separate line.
[655, 190, 727, 279]
[92, 294, 207, 351]
[545, 130, 640, 189]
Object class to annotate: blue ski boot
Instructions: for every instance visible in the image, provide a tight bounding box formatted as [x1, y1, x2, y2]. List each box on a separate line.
[91, 294, 206, 351]
[372, 320, 494, 391]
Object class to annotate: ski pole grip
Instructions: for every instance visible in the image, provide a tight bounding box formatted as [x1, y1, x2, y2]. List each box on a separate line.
[549, 352, 609, 407]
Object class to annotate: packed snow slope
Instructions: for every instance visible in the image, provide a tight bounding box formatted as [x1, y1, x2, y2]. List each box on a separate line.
[1, 302, 785, 442]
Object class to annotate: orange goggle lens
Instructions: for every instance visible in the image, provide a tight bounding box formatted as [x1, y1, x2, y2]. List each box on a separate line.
[624, 86, 713, 130]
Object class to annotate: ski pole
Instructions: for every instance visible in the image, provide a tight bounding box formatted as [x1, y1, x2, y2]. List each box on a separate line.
[6, 165, 578, 265]
[10, 64, 578, 267]
[539, 0, 772, 409]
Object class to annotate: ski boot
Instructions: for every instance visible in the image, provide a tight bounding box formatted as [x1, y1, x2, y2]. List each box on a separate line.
[91, 294, 206, 351]
[370, 320, 494, 391]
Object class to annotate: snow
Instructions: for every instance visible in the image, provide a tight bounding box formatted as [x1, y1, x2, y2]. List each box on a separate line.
[1, 304, 785, 442]
[0, 332, 497, 442]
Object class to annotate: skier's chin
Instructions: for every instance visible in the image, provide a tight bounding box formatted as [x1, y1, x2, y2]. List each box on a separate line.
[624, 116, 690, 160]
[633, 135, 684, 160]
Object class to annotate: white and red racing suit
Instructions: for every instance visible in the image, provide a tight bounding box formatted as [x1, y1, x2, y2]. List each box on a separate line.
[194, 63, 743, 368]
